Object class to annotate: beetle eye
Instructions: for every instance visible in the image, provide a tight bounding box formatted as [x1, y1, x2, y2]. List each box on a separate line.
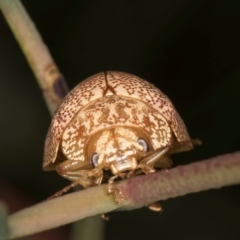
[138, 138, 149, 152]
[91, 153, 99, 167]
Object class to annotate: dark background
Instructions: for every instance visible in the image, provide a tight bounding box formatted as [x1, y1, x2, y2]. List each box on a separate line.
[0, 0, 240, 239]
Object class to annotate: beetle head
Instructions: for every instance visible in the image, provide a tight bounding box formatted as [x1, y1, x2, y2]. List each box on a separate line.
[86, 126, 152, 175]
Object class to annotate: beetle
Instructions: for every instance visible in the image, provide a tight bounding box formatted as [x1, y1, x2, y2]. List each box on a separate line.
[43, 71, 193, 199]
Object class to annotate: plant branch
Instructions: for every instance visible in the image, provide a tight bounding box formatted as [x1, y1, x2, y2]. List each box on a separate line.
[0, 1, 105, 240]
[7, 151, 240, 239]
[0, 0, 69, 114]
[0, 202, 8, 240]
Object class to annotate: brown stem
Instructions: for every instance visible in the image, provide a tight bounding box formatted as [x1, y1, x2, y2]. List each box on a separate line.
[7, 152, 240, 239]
[113, 152, 240, 209]
[0, 0, 69, 114]
[0, 1, 105, 240]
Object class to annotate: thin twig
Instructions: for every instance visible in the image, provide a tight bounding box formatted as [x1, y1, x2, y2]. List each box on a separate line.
[0, 202, 8, 240]
[0, 1, 103, 240]
[0, 0, 69, 114]
[7, 151, 240, 239]
[0, 1, 105, 240]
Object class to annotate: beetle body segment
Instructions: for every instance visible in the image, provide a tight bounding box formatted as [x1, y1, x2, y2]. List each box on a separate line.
[43, 73, 106, 170]
[60, 95, 173, 173]
[43, 71, 193, 193]
[44, 71, 192, 170]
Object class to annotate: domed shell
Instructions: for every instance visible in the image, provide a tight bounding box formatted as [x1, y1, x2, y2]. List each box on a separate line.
[43, 71, 192, 170]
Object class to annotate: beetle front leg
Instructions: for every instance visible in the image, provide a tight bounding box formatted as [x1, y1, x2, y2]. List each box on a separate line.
[138, 147, 172, 174]
[47, 160, 103, 199]
[56, 159, 103, 188]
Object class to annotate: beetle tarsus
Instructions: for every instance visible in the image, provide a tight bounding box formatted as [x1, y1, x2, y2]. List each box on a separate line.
[148, 202, 163, 212]
[47, 181, 79, 200]
[101, 213, 110, 221]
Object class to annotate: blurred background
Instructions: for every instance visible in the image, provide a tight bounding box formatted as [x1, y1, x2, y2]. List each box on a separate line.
[0, 0, 240, 239]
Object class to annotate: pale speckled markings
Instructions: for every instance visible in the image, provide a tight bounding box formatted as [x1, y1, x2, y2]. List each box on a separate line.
[43, 71, 192, 170]
[61, 95, 172, 162]
[43, 73, 106, 169]
[105, 71, 190, 143]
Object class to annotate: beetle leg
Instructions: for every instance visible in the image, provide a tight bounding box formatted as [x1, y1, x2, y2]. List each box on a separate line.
[107, 175, 119, 195]
[148, 202, 163, 212]
[47, 180, 80, 200]
[46, 160, 103, 200]
[126, 170, 135, 179]
[138, 147, 172, 174]
[56, 159, 103, 188]
[101, 214, 110, 221]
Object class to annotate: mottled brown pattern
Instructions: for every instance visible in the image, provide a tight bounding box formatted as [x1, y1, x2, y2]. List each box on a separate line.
[98, 107, 110, 124]
[105, 71, 189, 143]
[61, 95, 173, 162]
[115, 103, 129, 122]
[43, 71, 192, 170]
[43, 73, 106, 169]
